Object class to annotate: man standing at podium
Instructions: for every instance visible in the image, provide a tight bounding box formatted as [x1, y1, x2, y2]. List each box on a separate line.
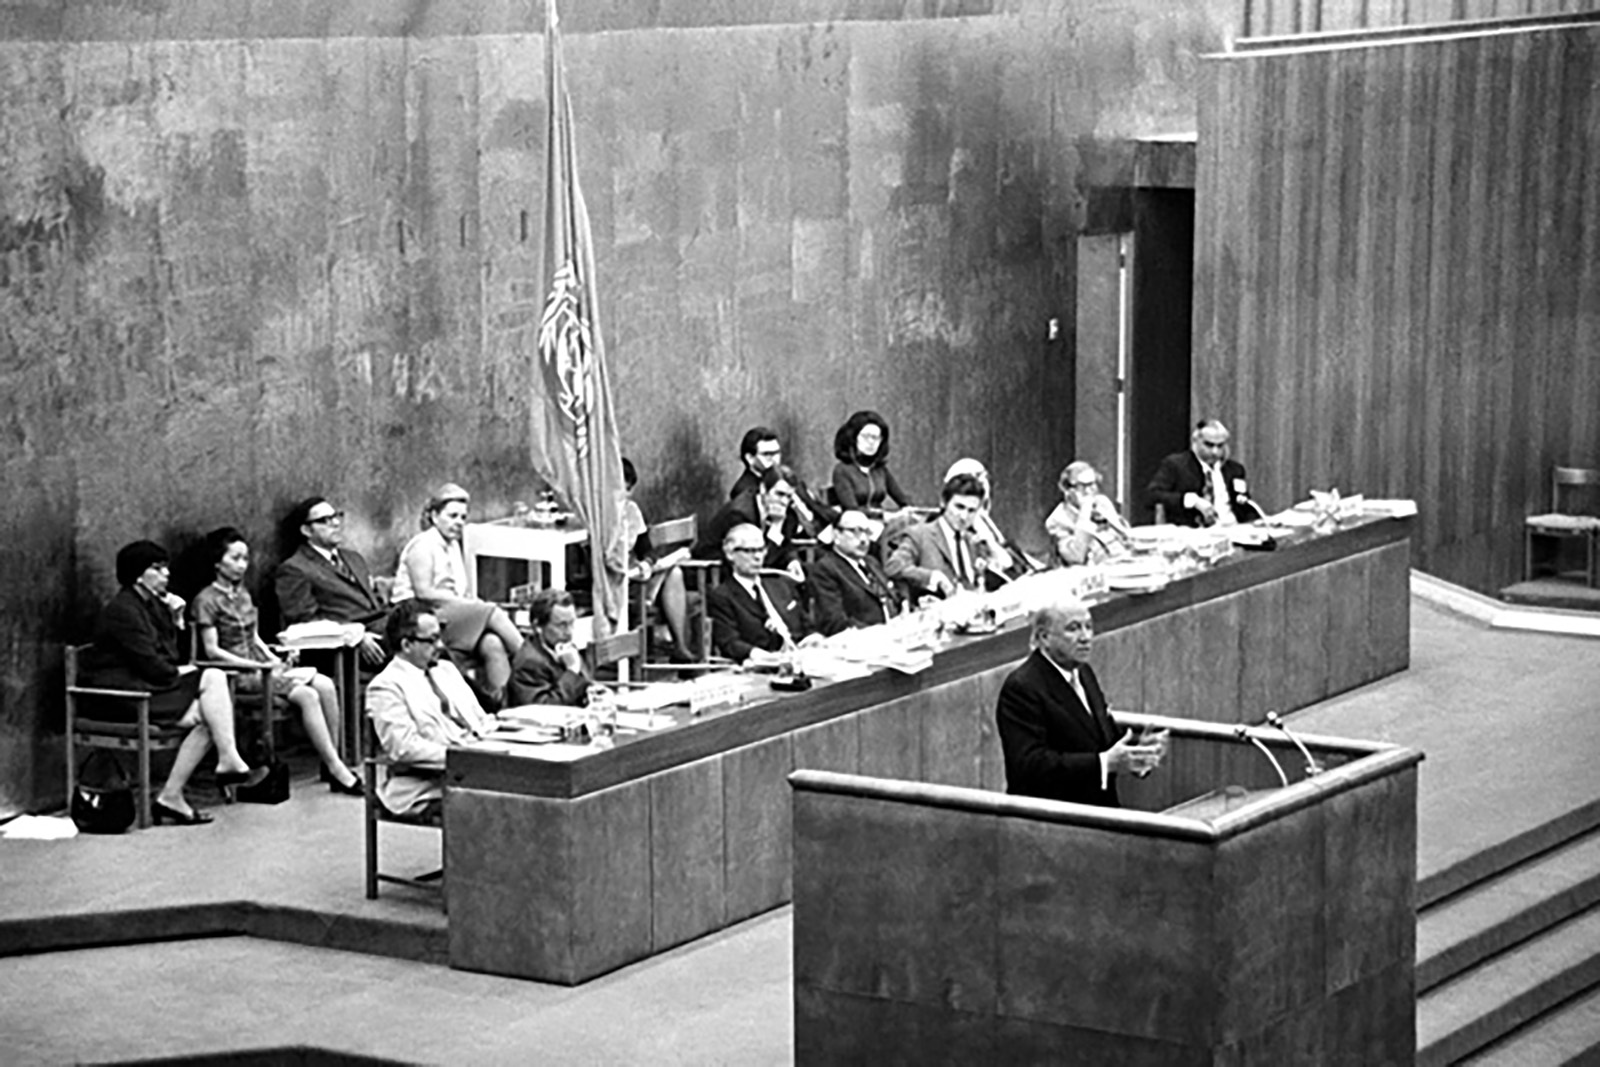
[996, 600, 1167, 807]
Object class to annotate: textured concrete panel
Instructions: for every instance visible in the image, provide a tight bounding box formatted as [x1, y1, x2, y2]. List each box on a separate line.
[649, 755, 726, 952]
[722, 733, 794, 923]
[996, 816, 1217, 1044]
[793, 790, 999, 1015]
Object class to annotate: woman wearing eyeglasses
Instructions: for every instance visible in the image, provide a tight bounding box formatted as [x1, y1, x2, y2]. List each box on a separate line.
[392, 483, 526, 706]
[1046, 461, 1135, 566]
[830, 410, 914, 520]
[78, 540, 267, 824]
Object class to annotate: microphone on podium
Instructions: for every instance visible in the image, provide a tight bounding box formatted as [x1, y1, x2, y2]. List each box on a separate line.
[1264, 711, 1323, 778]
[1233, 724, 1289, 789]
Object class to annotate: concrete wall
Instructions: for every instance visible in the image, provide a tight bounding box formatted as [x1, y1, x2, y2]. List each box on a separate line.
[0, 0, 1230, 812]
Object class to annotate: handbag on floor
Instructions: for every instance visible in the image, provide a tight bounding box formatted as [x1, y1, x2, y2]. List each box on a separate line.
[70, 751, 136, 834]
[234, 760, 291, 805]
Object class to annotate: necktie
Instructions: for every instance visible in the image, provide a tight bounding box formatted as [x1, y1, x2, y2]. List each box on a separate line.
[1206, 464, 1237, 525]
[330, 550, 355, 582]
[1066, 669, 1111, 745]
[426, 669, 470, 731]
[752, 580, 792, 644]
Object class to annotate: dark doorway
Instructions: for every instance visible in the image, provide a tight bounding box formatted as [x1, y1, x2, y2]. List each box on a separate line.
[1129, 188, 1195, 522]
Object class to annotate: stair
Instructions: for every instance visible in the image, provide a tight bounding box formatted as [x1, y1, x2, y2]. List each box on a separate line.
[1417, 823, 1600, 1065]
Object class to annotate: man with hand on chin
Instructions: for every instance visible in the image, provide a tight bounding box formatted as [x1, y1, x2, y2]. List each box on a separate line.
[1046, 461, 1134, 566]
[996, 599, 1168, 807]
[507, 589, 594, 707]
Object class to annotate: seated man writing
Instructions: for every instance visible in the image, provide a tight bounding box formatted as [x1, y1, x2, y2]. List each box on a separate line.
[507, 589, 592, 707]
[884, 472, 994, 599]
[367, 600, 497, 818]
[708, 523, 814, 664]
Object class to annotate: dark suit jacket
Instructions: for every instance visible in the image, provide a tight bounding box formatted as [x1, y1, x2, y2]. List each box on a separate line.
[883, 518, 990, 596]
[1144, 451, 1252, 527]
[708, 574, 808, 662]
[995, 652, 1121, 807]
[808, 550, 898, 635]
[274, 544, 387, 627]
[80, 586, 186, 693]
[729, 470, 840, 533]
[507, 637, 590, 707]
[692, 491, 804, 569]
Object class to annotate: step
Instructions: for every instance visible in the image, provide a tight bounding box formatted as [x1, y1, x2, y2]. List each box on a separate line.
[1422, 798, 1600, 908]
[1458, 982, 1600, 1066]
[1418, 830, 1600, 993]
[1418, 905, 1600, 1067]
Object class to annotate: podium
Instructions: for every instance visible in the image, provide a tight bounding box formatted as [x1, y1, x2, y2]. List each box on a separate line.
[791, 713, 1421, 1065]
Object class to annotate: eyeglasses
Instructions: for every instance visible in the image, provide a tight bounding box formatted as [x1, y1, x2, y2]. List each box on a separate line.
[1072, 480, 1100, 490]
[755, 447, 782, 459]
[837, 526, 874, 536]
[405, 633, 441, 645]
[728, 546, 765, 555]
[308, 510, 345, 526]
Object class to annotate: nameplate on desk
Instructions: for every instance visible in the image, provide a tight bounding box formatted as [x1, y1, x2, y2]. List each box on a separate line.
[690, 676, 743, 715]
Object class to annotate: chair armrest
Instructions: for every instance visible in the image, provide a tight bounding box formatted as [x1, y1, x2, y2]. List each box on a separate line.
[67, 685, 152, 700]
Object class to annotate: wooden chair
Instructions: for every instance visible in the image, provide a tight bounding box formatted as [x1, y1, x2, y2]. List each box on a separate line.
[1524, 465, 1600, 587]
[187, 627, 281, 765]
[632, 515, 724, 664]
[362, 708, 445, 902]
[64, 644, 187, 829]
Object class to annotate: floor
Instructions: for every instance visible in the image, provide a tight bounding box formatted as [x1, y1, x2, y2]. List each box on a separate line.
[2, 591, 1597, 1065]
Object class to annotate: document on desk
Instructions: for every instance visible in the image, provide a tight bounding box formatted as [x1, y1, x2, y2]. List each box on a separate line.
[472, 740, 594, 761]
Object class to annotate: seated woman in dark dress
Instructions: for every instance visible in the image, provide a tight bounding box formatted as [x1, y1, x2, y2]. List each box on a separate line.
[830, 409, 914, 520]
[79, 540, 266, 825]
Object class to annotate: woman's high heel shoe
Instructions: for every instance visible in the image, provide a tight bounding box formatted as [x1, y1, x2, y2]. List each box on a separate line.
[329, 776, 365, 798]
[153, 801, 214, 826]
[216, 767, 269, 789]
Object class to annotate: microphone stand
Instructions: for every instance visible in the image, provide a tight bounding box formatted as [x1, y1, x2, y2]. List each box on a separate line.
[1233, 725, 1289, 789]
[1265, 711, 1323, 778]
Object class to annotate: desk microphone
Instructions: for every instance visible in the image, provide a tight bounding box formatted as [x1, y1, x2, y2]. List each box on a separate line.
[1264, 711, 1322, 778]
[1233, 725, 1288, 789]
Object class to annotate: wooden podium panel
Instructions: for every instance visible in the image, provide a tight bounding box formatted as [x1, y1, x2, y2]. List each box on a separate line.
[792, 718, 1421, 1064]
[448, 517, 1413, 984]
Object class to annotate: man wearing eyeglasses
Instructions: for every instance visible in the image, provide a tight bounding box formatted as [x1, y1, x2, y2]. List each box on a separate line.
[808, 510, 901, 634]
[1046, 461, 1134, 566]
[708, 523, 813, 663]
[275, 496, 388, 666]
[728, 427, 839, 535]
[1145, 419, 1261, 527]
[367, 600, 496, 818]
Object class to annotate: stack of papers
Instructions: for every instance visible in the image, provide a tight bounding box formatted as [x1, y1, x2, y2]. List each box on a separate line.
[278, 621, 366, 648]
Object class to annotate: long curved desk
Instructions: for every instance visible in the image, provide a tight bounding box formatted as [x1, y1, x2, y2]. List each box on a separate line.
[445, 515, 1412, 984]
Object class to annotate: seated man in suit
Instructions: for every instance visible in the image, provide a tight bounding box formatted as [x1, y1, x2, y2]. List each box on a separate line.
[367, 600, 497, 818]
[708, 523, 813, 664]
[995, 599, 1169, 808]
[808, 510, 900, 635]
[695, 465, 808, 577]
[507, 589, 592, 707]
[275, 496, 388, 666]
[1046, 461, 1135, 566]
[884, 472, 992, 599]
[1145, 419, 1263, 527]
[728, 426, 839, 535]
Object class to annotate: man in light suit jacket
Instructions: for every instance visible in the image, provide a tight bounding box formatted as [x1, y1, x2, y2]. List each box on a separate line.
[367, 601, 496, 818]
[808, 510, 900, 635]
[1144, 419, 1262, 527]
[708, 523, 811, 663]
[275, 496, 388, 666]
[995, 600, 1168, 807]
[884, 473, 993, 599]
